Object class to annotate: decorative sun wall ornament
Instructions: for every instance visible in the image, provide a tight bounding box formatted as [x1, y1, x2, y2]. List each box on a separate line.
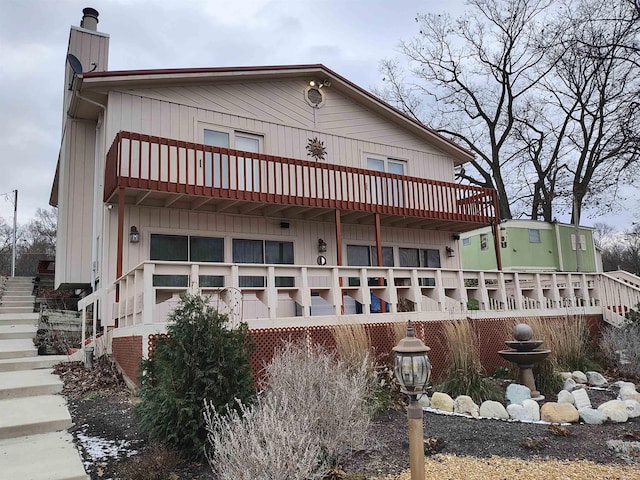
[306, 137, 327, 161]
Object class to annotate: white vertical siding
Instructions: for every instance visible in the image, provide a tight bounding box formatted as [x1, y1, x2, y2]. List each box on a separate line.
[104, 82, 455, 184]
[55, 120, 96, 287]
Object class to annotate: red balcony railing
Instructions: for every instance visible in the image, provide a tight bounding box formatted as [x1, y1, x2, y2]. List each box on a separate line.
[104, 131, 499, 223]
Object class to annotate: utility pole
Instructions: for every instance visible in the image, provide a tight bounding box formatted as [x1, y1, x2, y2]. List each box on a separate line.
[11, 190, 17, 277]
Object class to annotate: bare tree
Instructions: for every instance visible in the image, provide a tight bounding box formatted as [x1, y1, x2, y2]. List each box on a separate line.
[378, 0, 640, 223]
[377, 0, 554, 220]
[542, 0, 640, 223]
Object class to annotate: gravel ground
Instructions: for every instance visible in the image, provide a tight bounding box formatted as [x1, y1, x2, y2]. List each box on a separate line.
[57, 361, 640, 480]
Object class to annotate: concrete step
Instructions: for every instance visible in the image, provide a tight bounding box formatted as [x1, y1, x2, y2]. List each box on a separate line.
[0, 312, 39, 326]
[0, 369, 63, 400]
[0, 431, 88, 480]
[0, 339, 37, 360]
[0, 324, 37, 340]
[0, 306, 34, 314]
[1, 299, 36, 307]
[0, 355, 69, 372]
[0, 394, 71, 439]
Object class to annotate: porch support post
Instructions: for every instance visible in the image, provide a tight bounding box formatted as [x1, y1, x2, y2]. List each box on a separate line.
[335, 209, 343, 266]
[374, 213, 386, 313]
[116, 187, 125, 279]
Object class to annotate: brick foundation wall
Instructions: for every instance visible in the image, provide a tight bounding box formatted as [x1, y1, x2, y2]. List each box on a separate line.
[112, 335, 143, 387]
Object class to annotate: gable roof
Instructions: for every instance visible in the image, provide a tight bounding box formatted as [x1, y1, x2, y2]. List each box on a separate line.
[79, 64, 474, 164]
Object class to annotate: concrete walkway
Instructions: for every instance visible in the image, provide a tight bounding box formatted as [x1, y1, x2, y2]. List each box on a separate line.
[0, 277, 88, 480]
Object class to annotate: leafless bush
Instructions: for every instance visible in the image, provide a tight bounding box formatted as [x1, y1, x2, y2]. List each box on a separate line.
[205, 342, 371, 478]
[600, 322, 640, 378]
[205, 397, 325, 480]
[263, 342, 371, 462]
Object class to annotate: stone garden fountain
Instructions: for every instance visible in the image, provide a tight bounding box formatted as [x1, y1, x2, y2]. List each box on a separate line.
[498, 323, 551, 400]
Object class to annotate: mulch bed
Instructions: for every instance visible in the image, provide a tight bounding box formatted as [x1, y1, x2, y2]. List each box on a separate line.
[56, 361, 639, 480]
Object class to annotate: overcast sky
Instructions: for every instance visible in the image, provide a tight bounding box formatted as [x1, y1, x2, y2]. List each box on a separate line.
[0, 0, 636, 231]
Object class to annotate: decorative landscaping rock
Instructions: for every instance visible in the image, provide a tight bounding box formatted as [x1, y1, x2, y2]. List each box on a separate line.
[506, 404, 527, 421]
[571, 388, 592, 410]
[540, 402, 579, 423]
[505, 383, 531, 405]
[479, 400, 509, 419]
[557, 390, 575, 405]
[558, 372, 573, 381]
[430, 392, 454, 412]
[619, 385, 640, 402]
[598, 400, 629, 423]
[418, 394, 430, 409]
[611, 381, 636, 392]
[572, 371, 588, 384]
[454, 395, 479, 417]
[586, 371, 607, 387]
[624, 399, 640, 419]
[578, 407, 607, 425]
[563, 378, 578, 392]
[522, 399, 540, 422]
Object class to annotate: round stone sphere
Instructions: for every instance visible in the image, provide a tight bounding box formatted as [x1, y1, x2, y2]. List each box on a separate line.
[513, 323, 533, 341]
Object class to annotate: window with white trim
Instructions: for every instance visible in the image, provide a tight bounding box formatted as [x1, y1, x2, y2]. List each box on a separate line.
[480, 234, 489, 251]
[203, 128, 263, 190]
[366, 156, 406, 207]
[571, 234, 587, 251]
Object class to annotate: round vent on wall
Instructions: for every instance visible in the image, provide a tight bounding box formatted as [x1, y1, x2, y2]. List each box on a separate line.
[305, 85, 326, 108]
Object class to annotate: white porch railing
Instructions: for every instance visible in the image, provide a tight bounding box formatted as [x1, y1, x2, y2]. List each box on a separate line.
[76, 263, 640, 330]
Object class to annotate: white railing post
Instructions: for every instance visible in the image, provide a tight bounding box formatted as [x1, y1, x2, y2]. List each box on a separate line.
[550, 273, 561, 308]
[434, 270, 446, 312]
[478, 271, 489, 310]
[266, 266, 277, 319]
[456, 270, 468, 312]
[190, 264, 200, 294]
[385, 268, 398, 314]
[331, 267, 342, 315]
[497, 271, 507, 310]
[143, 263, 154, 325]
[359, 268, 371, 315]
[513, 272, 524, 310]
[299, 267, 311, 317]
[410, 269, 423, 312]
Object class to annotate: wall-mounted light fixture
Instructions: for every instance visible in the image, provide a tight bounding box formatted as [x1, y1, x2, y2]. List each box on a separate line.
[318, 238, 327, 253]
[452, 234, 460, 240]
[446, 246, 455, 257]
[129, 226, 140, 243]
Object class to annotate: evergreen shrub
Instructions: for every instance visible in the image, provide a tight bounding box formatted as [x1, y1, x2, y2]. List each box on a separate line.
[136, 293, 254, 458]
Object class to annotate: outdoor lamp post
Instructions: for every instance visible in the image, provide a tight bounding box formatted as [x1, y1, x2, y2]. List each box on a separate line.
[392, 320, 431, 480]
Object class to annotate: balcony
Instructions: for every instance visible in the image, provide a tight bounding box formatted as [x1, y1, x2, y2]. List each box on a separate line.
[104, 131, 499, 230]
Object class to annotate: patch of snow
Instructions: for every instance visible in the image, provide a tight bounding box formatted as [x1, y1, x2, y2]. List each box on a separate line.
[76, 432, 138, 463]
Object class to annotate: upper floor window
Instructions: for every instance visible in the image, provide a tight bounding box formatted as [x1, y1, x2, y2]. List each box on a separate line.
[462, 237, 471, 246]
[571, 234, 587, 251]
[528, 229, 541, 243]
[366, 156, 406, 207]
[203, 128, 263, 190]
